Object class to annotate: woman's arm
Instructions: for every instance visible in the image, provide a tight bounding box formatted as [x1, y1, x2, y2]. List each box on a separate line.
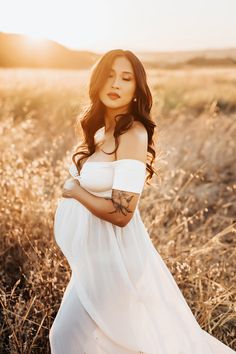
[65, 122, 147, 227]
[72, 185, 138, 227]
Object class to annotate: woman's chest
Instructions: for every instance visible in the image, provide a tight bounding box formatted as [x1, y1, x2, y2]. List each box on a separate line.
[69, 162, 114, 197]
[88, 130, 116, 163]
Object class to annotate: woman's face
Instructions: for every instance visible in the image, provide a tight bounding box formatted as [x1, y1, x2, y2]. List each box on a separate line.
[99, 56, 136, 111]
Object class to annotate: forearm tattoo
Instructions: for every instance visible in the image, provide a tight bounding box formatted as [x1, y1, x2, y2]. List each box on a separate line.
[105, 190, 134, 216]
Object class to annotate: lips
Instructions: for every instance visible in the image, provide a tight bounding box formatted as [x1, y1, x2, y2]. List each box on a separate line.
[107, 92, 120, 99]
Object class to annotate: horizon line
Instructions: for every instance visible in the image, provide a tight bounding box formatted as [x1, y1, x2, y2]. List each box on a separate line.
[0, 30, 236, 54]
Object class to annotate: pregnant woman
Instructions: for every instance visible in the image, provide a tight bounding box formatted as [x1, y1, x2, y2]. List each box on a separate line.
[49, 49, 235, 354]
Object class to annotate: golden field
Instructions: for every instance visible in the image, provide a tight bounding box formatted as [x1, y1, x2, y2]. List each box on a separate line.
[0, 66, 236, 353]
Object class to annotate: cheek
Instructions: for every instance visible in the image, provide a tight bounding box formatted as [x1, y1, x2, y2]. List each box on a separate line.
[99, 80, 136, 101]
[124, 84, 136, 99]
[99, 82, 109, 99]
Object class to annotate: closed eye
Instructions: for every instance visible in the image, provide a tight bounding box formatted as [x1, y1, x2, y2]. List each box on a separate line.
[108, 75, 131, 81]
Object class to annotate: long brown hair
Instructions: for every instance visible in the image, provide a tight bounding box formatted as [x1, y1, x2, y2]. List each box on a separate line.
[72, 49, 157, 185]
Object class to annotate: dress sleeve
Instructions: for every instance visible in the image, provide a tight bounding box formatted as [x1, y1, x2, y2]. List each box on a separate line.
[112, 159, 146, 194]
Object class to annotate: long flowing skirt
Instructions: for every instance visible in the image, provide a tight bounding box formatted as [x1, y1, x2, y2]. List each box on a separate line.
[49, 198, 236, 354]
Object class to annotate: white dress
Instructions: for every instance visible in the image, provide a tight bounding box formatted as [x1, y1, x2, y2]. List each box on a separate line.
[49, 158, 236, 354]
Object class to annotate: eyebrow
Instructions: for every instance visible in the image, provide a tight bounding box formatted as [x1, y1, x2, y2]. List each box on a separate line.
[110, 69, 134, 75]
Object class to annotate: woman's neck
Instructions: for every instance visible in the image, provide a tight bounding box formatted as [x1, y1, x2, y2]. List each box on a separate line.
[104, 105, 130, 133]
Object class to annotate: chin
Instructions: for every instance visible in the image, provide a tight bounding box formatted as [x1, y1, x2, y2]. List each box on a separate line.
[102, 100, 121, 108]
[102, 98, 131, 110]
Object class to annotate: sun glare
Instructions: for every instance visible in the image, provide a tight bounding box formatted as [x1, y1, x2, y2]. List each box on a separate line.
[25, 34, 48, 45]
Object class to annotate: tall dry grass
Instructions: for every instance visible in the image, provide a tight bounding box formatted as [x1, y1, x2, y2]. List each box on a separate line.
[0, 67, 235, 353]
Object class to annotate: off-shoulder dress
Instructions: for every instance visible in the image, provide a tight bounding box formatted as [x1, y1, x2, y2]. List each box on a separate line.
[49, 157, 235, 354]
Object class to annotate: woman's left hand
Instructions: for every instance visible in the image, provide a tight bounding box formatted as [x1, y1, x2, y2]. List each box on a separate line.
[62, 178, 81, 199]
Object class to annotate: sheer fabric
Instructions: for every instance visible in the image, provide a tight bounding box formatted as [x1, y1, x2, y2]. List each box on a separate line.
[49, 159, 235, 354]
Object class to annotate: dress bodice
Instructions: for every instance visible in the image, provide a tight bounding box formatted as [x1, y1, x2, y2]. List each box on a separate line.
[68, 159, 146, 198]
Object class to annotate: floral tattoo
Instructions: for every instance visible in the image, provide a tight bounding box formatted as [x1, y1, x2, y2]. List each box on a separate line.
[105, 190, 134, 216]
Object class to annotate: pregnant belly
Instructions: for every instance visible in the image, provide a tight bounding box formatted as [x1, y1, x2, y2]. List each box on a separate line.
[53, 198, 85, 261]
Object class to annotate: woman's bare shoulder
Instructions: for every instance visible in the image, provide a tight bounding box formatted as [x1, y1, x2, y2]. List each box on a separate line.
[116, 121, 148, 162]
[132, 120, 146, 133]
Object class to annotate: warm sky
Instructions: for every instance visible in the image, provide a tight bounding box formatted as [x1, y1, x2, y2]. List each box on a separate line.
[0, 0, 235, 53]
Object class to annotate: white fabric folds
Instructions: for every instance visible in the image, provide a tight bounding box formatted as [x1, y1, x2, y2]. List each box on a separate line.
[112, 159, 146, 193]
[50, 158, 236, 354]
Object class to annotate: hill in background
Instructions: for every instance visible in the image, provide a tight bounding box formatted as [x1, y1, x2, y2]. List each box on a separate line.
[0, 32, 99, 69]
[0, 31, 236, 70]
[137, 48, 236, 68]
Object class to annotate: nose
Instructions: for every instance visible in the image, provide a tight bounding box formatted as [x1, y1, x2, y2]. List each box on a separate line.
[111, 76, 121, 89]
